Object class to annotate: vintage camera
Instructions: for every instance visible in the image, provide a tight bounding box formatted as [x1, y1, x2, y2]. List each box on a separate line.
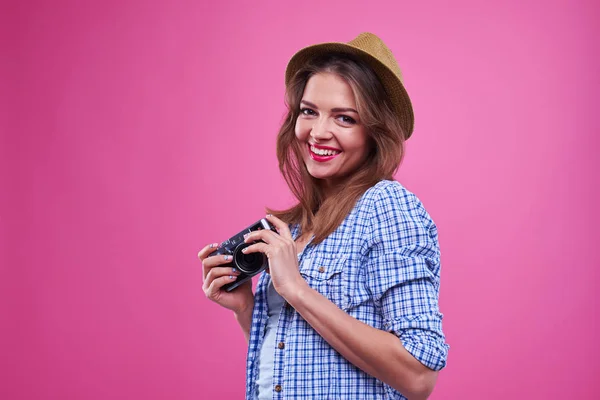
[213, 218, 277, 292]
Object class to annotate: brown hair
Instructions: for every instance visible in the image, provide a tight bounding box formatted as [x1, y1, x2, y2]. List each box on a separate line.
[267, 53, 407, 244]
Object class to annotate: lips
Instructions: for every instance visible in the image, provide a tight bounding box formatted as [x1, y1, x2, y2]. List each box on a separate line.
[308, 143, 342, 162]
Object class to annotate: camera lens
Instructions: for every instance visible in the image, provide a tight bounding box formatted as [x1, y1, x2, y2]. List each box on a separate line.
[233, 243, 267, 274]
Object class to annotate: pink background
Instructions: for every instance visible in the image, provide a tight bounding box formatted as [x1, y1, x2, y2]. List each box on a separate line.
[2, 0, 599, 399]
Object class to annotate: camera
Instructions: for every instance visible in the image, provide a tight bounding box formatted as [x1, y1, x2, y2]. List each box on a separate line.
[213, 218, 277, 292]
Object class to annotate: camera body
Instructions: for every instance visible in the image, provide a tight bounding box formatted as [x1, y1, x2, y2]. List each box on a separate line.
[213, 218, 277, 292]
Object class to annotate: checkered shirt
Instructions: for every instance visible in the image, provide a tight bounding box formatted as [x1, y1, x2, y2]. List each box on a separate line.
[245, 180, 449, 399]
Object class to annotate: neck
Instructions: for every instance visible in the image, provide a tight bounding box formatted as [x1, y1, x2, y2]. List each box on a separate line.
[319, 179, 341, 200]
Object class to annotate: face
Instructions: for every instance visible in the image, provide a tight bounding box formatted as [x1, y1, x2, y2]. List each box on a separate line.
[295, 72, 369, 187]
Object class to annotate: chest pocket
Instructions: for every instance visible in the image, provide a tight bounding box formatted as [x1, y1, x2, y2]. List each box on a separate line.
[299, 255, 347, 309]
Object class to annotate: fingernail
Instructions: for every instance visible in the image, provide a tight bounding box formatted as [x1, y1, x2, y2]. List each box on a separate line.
[232, 268, 238, 273]
[266, 214, 272, 217]
[224, 255, 231, 261]
[241, 247, 247, 253]
[243, 233, 249, 239]
[229, 275, 236, 280]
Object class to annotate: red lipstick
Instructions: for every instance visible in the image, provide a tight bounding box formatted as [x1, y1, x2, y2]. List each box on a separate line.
[307, 143, 342, 162]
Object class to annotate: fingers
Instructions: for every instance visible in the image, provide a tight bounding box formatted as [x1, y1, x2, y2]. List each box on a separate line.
[206, 265, 240, 284]
[241, 242, 269, 257]
[244, 228, 282, 246]
[202, 267, 240, 298]
[201, 254, 233, 281]
[265, 214, 293, 240]
[241, 240, 291, 261]
[243, 214, 296, 259]
[197, 243, 220, 261]
[205, 265, 241, 285]
[205, 274, 239, 298]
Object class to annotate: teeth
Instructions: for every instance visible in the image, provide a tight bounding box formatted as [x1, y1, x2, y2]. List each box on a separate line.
[310, 145, 340, 156]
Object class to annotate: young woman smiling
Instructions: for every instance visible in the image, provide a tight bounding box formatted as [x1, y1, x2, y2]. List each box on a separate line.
[199, 33, 449, 400]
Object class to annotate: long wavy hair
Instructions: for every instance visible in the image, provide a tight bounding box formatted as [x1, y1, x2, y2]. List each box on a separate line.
[267, 52, 407, 244]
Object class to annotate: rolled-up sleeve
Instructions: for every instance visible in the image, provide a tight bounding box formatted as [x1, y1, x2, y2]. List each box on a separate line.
[364, 183, 449, 371]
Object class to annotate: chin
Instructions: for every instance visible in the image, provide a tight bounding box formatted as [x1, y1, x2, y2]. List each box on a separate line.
[305, 166, 337, 180]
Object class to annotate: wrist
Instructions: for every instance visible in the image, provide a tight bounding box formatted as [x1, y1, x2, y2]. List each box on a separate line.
[281, 277, 311, 307]
[234, 300, 254, 319]
[233, 299, 254, 344]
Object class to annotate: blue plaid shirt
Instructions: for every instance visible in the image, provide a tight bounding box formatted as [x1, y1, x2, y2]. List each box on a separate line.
[245, 180, 449, 399]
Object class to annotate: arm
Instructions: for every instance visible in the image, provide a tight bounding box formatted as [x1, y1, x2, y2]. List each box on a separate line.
[243, 192, 448, 399]
[285, 186, 447, 398]
[198, 244, 255, 345]
[286, 281, 438, 400]
[233, 302, 254, 343]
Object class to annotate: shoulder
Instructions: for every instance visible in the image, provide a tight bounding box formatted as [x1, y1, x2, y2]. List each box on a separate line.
[356, 182, 440, 263]
[354, 180, 437, 245]
[356, 179, 425, 217]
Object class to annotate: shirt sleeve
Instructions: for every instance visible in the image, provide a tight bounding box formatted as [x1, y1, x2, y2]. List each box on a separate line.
[364, 183, 449, 371]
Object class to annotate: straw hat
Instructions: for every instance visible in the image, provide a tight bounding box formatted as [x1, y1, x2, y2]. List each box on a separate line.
[285, 32, 414, 138]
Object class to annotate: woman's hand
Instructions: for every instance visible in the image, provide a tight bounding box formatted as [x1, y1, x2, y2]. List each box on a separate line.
[198, 243, 254, 315]
[242, 214, 307, 299]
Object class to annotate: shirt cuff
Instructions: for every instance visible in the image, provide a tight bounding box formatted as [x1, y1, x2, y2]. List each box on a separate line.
[383, 314, 449, 371]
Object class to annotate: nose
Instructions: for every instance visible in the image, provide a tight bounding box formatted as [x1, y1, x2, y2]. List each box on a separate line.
[310, 117, 333, 141]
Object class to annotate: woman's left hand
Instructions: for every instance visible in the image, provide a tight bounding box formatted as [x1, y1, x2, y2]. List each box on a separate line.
[242, 214, 306, 299]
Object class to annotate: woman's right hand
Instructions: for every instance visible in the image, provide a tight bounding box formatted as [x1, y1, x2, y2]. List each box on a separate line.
[198, 243, 254, 315]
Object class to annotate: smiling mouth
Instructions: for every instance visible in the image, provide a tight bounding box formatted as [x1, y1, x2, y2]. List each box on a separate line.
[308, 144, 342, 161]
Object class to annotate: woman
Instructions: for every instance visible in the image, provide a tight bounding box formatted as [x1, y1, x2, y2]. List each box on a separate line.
[199, 32, 449, 400]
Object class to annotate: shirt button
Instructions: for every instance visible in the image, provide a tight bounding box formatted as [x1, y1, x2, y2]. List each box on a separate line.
[318, 266, 325, 273]
[274, 384, 282, 392]
[278, 342, 285, 349]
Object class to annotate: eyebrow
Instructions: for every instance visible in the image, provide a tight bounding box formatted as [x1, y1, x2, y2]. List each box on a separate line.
[300, 100, 358, 114]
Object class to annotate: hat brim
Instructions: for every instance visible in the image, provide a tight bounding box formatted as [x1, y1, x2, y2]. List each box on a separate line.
[285, 42, 414, 138]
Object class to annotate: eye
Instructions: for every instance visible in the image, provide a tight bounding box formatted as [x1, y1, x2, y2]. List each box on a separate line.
[337, 115, 356, 125]
[300, 108, 316, 116]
